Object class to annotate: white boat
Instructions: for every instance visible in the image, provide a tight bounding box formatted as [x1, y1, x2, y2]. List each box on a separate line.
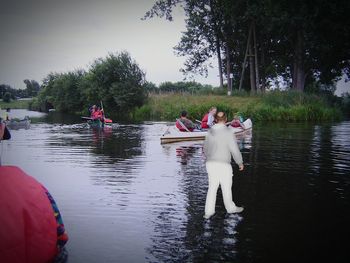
[161, 118, 252, 144]
[5, 116, 31, 130]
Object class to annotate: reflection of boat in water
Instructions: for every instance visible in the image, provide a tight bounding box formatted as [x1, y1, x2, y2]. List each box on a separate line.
[161, 118, 252, 144]
[5, 116, 31, 130]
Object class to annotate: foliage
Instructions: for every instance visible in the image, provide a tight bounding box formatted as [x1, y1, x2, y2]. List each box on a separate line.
[82, 52, 146, 114]
[147, 81, 219, 95]
[143, 81, 158, 93]
[132, 92, 343, 122]
[23, 79, 41, 97]
[341, 92, 350, 117]
[145, 0, 350, 91]
[31, 52, 147, 116]
[34, 70, 86, 112]
[0, 99, 32, 109]
[3, 92, 11, 103]
[159, 81, 207, 93]
[0, 84, 25, 99]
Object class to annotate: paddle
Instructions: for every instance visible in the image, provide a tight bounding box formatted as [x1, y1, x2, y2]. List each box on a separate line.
[176, 119, 191, 132]
[100, 100, 113, 124]
[100, 101, 104, 116]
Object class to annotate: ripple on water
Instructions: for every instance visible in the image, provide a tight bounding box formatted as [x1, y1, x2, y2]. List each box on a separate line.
[3, 121, 350, 263]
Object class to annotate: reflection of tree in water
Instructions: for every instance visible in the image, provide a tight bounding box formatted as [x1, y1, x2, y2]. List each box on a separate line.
[90, 126, 143, 161]
[46, 124, 144, 163]
[45, 124, 144, 209]
[148, 136, 252, 262]
[234, 123, 338, 262]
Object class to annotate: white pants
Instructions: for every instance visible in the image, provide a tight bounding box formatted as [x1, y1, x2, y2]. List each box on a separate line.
[205, 161, 237, 215]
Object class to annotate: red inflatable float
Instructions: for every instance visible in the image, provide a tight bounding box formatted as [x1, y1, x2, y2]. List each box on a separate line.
[0, 166, 68, 263]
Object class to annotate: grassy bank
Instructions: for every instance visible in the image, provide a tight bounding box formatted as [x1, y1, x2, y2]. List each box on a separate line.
[0, 99, 32, 109]
[131, 91, 343, 122]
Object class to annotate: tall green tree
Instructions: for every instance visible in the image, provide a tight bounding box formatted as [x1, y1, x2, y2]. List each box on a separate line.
[251, 0, 350, 91]
[39, 70, 85, 112]
[23, 79, 41, 97]
[145, 0, 350, 92]
[83, 52, 146, 112]
[145, 0, 226, 88]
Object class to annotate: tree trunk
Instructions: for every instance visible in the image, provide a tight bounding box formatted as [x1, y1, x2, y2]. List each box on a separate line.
[209, 0, 223, 88]
[216, 38, 224, 88]
[253, 21, 260, 93]
[249, 41, 256, 93]
[292, 30, 306, 91]
[226, 44, 232, 95]
[260, 43, 266, 92]
[239, 23, 253, 91]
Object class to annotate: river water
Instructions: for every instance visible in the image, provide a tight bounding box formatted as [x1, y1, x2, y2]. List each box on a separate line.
[1, 110, 350, 262]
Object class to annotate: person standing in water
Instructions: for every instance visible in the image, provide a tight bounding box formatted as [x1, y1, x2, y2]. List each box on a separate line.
[203, 111, 244, 219]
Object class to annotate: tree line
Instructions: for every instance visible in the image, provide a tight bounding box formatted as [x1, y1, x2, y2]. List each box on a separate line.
[0, 80, 41, 102]
[144, 81, 225, 95]
[31, 52, 147, 116]
[144, 0, 350, 93]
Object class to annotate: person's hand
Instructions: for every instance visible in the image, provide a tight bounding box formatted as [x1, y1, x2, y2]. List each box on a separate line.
[239, 163, 244, 171]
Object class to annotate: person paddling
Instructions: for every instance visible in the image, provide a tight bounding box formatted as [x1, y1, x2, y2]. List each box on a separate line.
[230, 114, 245, 129]
[201, 107, 217, 129]
[90, 105, 103, 121]
[176, 110, 196, 132]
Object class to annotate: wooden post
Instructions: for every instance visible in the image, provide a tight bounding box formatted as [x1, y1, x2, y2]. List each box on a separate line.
[216, 39, 224, 88]
[226, 44, 232, 95]
[209, 0, 223, 88]
[249, 40, 256, 93]
[253, 21, 260, 93]
[292, 30, 305, 91]
[239, 23, 253, 91]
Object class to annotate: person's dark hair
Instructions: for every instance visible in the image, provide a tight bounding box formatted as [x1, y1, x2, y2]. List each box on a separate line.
[180, 110, 188, 117]
[215, 111, 227, 122]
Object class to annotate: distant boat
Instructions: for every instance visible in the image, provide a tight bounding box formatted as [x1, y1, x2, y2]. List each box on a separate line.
[81, 117, 113, 130]
[160, 118, 252, 144]
[48, 109, 56, 112]
[5, 116, 31, 130]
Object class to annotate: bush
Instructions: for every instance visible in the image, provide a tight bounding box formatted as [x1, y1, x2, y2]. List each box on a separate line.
[34, 51, 147, 116]
[3, 92, 11, 103]
[133, 91, 343, 122]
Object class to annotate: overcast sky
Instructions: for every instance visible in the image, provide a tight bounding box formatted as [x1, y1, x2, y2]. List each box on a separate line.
[0, 0, 219, 89]
[0, 0, 348, 95]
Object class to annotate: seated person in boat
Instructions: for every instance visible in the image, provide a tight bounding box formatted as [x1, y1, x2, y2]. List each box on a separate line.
[176, 110, 196, 132]
[90, 105, 103, 121]
[1, 119, 6, 140]
[90, 105, 96, 116]
[97, 106, 104, 120]
[201, 107, 217, 129]
[5, 108, 11, 121]
[230, 114, 245, 129]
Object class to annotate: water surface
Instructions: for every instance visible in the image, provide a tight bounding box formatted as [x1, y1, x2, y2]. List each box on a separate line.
[2, 113, 349, 262]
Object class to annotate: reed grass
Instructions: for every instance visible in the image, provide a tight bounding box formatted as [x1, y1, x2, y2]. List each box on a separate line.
[0, 99, 32, 109]
[131, 91, 343, 122]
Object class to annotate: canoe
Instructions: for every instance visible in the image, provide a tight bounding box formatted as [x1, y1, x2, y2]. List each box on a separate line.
[5, 116, 31, 130]
[160, 118, 252, 144]
[87, 119, 113, 129]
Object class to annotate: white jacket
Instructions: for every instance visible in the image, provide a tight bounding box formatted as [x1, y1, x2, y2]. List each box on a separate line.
[203, 123, 243, 165]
